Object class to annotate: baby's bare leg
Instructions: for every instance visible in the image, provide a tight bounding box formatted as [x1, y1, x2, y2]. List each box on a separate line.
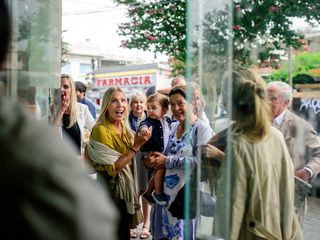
[154, 168, 166, 194]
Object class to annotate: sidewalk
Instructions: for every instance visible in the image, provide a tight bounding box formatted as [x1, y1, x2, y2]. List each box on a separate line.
[131, 196, 320, 239]
[303, 197, 320, 239]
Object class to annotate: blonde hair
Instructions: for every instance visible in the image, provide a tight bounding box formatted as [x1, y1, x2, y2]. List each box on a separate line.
[129, 91, 147, 111]
[189, 82, 205, 117]
[230, 68, 271, 141]
[61, 74, 78, 129]
[95, 87, 133, 139]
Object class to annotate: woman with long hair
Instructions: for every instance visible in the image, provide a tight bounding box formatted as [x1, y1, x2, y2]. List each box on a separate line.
[50, 74, 95, 155]
[212, 68, 303, 239]
[87, 87, 151, 240]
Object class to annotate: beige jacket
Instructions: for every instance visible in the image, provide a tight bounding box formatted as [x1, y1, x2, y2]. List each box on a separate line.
[279, 110, 320, 178]
[214, 126, 303, 240]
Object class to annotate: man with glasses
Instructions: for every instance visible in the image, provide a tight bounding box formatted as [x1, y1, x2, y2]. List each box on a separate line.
[267, 81, 320, 223]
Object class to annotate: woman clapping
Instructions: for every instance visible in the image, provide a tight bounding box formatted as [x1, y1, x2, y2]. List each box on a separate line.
[87, 87, 151, 240]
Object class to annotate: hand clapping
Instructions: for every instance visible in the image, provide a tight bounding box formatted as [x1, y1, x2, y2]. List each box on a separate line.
[134, 126, 152, 148]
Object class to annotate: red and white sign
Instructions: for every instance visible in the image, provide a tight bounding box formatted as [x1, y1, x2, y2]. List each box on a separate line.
[96, 75, 153, 88]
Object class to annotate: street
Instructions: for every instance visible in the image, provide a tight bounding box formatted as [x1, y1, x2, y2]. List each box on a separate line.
[303, 197, 320, 239]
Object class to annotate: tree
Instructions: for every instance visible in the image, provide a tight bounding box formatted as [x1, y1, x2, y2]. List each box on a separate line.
[114, 0, 320, 68]
[116, 0, 186, 64]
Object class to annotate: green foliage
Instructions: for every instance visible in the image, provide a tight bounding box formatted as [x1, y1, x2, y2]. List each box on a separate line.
[168, 58, 186, 76]
[293, 52, 320, 73]
[268, 52, 320, 83]
[268, 69, 288, 83]
[116, 0, 186, 62]
[115, 0, 320, 69]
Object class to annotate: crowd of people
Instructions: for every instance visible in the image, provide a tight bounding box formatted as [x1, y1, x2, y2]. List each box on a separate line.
[2, 0, 320, 239]
[48, 68, 318, 240]
[47, 71, 215, 239]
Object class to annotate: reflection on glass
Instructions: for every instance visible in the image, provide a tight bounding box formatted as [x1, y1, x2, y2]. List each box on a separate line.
[4, 0, 61, 121]
[187, 0, 320, 239]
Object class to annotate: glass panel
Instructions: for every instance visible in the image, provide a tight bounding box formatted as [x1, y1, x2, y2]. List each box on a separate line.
[186, 0, 233, 239]
[187, 1, 320, 240]
[3, 0, 61, 121]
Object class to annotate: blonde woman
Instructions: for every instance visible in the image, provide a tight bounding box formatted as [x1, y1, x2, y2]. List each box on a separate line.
[212, 68, 303, 239]
[87, 87, 151, 240]
[128, 91, 147, 131]
[189, 82, 210, 124]
[128, 91, 152, 239]
[50, 74, 95, 155]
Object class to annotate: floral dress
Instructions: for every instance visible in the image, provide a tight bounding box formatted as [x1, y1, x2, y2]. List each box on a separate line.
[151, 120, 213, 240]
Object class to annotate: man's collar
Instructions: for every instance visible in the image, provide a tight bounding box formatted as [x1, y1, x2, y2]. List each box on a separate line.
[273, 110, 287, 126]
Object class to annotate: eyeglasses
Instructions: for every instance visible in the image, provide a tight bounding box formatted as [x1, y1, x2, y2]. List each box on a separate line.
[267, 95, 281, 102]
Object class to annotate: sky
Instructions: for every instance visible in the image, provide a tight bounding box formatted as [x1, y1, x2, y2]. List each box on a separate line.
[62, 0, 320, 63]
[62, 0, 167, 62]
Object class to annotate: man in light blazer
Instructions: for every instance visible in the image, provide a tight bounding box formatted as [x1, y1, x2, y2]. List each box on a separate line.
[267, 81, 320, 223]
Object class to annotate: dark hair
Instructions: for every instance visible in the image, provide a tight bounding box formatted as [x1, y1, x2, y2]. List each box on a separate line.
[0, 0, 11, 64]
[75, 81, 87, 93]
[169, 85, 186, 99]
[146, 85, 156, 97]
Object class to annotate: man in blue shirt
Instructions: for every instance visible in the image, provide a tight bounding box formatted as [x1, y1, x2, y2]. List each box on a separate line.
[75, 81, 96, 119]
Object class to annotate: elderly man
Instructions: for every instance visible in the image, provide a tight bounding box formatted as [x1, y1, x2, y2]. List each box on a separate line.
[171, 75, 186, 88]
[267, 81, 320, 223]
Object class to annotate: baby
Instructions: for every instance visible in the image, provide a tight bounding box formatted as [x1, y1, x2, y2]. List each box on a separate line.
[139, 93, 172, 205]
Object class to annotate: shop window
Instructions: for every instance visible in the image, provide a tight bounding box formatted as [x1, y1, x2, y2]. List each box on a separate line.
[80, 63, 92, 74]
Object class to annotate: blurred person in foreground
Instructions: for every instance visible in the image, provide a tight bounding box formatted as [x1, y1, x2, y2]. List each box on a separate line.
[267, 81, 320, 223]
[0, 0, 118, 239]
[211, 68, 302, 239]
[75, 81, 96, 119]
[49, 75, 95, 156]
[87, 87, 152, 240]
